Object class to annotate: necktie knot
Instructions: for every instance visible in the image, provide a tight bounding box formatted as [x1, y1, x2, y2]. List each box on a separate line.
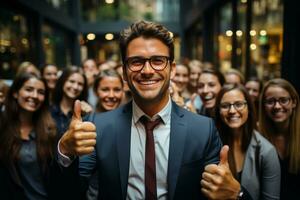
[140, 116, 161, 133]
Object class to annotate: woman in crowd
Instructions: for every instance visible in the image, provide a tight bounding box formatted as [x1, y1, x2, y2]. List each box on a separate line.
[197, 67, 225, 118]
[85, 69, 124, 200]
[0, 80, 9, 112]
[186, 60, 203, 111]
[208, 84, 281, 200]
[93, 69, 124, 113]
[259, 78, 300, 199]
[0, 73, 74, 199]
[172, 63, 191, 100]
[50, 67, 90, 138]
[224, 68, 244, 85]
[16, 61, 40, 77]
[41, 64, 58, 104]
[245, 77, 263, 121]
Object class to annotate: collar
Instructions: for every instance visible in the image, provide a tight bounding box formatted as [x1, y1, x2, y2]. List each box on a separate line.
[51, 104, 72, 117]
[132, 96, 172, 125]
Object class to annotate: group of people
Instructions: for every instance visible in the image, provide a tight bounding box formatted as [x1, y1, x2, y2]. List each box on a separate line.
[0, 20, 299, 200]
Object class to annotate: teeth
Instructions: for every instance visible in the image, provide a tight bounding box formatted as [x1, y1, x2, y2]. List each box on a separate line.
[228, 117, 240, 121]
[204, 95, 213, 100]
[139, 80, 157, 85]
[28, 101, 36, 107]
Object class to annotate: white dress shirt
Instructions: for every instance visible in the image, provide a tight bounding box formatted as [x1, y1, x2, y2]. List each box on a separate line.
[127, 98, 172, 200]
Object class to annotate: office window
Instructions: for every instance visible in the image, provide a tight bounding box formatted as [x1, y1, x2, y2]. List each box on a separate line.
[251, 0, 283, 80]
[81, 0, 179, 22]
[218, 3, 232, 73]
[0, 8, 31, 79]
[42, 22, 71, 68]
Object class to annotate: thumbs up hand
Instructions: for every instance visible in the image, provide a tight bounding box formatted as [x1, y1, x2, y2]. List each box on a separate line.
[59, 100, 97, 157]
[201, 145, 241, 200]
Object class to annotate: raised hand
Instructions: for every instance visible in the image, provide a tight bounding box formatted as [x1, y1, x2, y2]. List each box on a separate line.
[201, 145, 241, 200]
[59, 100, 97, 157]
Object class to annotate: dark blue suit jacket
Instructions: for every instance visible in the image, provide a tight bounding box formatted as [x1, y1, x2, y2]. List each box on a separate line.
[78, 101, 222, 200]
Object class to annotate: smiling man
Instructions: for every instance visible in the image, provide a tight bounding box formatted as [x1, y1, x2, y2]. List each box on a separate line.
[58, 21, 223, 200]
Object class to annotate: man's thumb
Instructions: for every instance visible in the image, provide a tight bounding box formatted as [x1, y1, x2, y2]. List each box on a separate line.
[219, 145, 229, 166]
[72, 100, 82, 121]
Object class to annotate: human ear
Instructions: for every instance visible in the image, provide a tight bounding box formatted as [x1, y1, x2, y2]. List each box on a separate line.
[170, 62, 176, 80]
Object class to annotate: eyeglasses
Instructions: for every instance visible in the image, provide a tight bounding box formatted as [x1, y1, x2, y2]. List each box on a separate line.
[264, 97, 291, 107]
[125, 56, 170, 72]
[220, 101, 247, 112]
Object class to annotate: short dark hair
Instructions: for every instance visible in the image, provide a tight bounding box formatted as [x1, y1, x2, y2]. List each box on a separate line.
[119, 20, 174, 65]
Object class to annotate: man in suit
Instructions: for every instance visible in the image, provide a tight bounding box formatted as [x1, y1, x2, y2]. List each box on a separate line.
[58, 21, 241, 199]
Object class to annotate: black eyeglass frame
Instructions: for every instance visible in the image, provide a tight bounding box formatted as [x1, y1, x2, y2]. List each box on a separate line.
[124, 55, 171, 72]
[219, 101, 248, 112]
[264, 97, 292, 107]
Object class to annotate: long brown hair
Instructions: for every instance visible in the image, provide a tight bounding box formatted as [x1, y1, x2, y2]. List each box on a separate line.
[259, 78, 300, 173]
[215, 84, 256, 177]
[0, 73, 56, 172]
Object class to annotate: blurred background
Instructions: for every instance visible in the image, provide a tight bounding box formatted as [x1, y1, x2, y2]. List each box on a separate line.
[1, 0, 299, 92]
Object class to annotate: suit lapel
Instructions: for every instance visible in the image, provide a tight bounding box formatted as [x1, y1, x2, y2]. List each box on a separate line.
[117, 102, 132, 199]
[167, 103, 187, 200]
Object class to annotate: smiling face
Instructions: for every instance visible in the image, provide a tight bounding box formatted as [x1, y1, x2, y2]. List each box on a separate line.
[220, 89, 248, 130]
[189, 65, 202, 88]
[172, 64, 189, 93]
[198, 73, 222, 108]
[14, 78, 46, 112]
[264, 86, 296, 124]
[96, 76, 123, 111]
[63, 73, 85, 100]
[43, 65, 58, 89]
[123, 37, 176, 111]
[245, 80, 260, 102]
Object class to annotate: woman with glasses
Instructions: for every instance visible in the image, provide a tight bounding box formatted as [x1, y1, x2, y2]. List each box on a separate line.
[259, 78, 300, 199]
[204, 84, 280, 200]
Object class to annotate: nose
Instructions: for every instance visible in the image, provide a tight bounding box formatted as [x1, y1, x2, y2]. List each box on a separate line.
[228, 105, 236, 113]
[203, 85, 209, 93]
[178, 76, 185, 83]
[32, 90, 38, 98]
[73, 82, 80, 90]
[248, 89, 254, 95]
[108, 90, 115, 97]
[274, 101, 282, 108]
[141, 61, 154, 74]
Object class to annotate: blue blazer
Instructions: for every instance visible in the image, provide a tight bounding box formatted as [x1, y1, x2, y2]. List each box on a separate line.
[78, 101, 222, 200]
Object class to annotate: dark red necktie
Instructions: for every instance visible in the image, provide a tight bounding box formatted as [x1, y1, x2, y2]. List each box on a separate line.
[141, 116, 161, 200]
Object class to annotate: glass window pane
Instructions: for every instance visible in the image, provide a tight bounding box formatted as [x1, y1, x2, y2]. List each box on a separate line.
[236, 0, 247, 73]
[42, 23, 71, 68]
[251, 0, 283, 81]
[0, 8, 31, 79]
[218, 3, 232, 73]
[80, 0, 179, 22]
